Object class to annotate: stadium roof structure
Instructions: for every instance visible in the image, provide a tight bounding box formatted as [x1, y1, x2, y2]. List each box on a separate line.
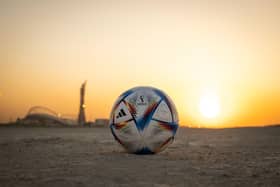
[24, 106, 77, 126]
[21, 81, 87, 126]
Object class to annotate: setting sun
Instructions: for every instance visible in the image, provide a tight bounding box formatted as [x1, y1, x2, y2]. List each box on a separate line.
[199, 92, 221, 119]
[1, 0, 280, 128]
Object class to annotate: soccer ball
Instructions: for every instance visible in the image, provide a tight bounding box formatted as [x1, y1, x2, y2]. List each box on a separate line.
[109, 86, 179, 154]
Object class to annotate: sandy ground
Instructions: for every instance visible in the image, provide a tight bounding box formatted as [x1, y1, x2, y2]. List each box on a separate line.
[0, 126, 279, 187]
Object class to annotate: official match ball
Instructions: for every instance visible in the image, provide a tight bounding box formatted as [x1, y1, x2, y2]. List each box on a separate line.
[109, 86, 179, 154]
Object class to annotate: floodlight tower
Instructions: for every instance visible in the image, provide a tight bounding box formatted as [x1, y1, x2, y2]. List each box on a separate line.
[78, 81, 87, 125]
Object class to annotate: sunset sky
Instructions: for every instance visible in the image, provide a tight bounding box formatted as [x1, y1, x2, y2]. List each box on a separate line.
[1, 0, 280, 127]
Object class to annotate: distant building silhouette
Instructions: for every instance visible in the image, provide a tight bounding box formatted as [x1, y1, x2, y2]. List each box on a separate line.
[78, 81, 87, 125]
[21, 80, 109, 127]
[23, 106, 75, 126]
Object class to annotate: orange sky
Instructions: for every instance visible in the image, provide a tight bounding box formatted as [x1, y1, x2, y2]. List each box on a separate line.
[1, 0, 280, 127]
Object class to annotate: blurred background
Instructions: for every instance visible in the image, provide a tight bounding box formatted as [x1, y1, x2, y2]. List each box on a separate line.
[1, 0, 280, 127]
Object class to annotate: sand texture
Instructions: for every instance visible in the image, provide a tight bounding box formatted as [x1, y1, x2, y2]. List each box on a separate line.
[0, 126, 279, 187]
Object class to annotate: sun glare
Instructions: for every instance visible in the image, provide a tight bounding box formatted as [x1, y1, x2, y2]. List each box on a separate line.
[199, 92, 221, 119]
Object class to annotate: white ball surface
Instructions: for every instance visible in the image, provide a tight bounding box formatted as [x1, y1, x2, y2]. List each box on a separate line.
[109, 87, 179, 154]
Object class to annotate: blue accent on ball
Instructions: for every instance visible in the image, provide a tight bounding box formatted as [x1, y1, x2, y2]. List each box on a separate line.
[135, 147, 154, 154]
[110, 124, 118, 140]
[153, 88, 175, 123]
[171, 124, 179, 135]
[135, 99, 163, 131]
[119, 89, 134, 100]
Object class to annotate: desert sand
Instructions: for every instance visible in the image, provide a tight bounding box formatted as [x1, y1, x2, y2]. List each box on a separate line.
[0, 126, 279, 187]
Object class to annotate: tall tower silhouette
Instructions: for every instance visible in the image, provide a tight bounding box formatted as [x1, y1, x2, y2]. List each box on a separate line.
[78, 81, 87, 125]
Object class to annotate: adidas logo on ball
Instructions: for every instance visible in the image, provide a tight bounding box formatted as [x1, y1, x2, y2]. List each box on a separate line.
[116, 109, 126, 119]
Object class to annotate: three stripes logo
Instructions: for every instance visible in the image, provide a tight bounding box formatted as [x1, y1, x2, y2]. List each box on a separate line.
[116, 109, 127, 119]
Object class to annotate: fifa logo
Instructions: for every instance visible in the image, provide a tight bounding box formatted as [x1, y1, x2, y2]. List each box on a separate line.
[137, 95, 147, 106]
